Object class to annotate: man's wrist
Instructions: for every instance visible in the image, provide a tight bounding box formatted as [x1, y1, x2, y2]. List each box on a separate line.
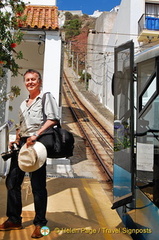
[33, 132, 40, 137]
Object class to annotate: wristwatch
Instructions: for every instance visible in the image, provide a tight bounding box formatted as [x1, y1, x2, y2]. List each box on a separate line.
[33, 132, 39, 137]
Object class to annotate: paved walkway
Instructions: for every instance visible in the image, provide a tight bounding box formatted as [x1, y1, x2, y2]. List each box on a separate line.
[0, 177, 132, 240]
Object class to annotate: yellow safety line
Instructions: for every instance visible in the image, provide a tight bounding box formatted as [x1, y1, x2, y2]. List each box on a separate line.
[81, 178, 114, 240]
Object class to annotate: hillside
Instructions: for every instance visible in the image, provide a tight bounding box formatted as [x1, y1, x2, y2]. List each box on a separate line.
[62, 12, 96, 74]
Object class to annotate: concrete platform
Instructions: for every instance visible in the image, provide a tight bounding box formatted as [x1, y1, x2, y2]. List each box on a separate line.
[0, 177, 132, 240]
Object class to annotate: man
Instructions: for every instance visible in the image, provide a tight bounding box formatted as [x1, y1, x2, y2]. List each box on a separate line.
[0, 69, 60, 238]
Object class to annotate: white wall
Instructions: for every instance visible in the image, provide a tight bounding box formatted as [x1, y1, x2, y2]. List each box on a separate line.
[43, 32, 62, 107]
[87, 0, 147, 114]
[8, 40, 44, 127]
[8, 31, 62, 131]
[87, 11, 117, 112]
[106, 0, 144, 111]
[106, 0, 144, 61]
[111, 0, 143, 47]
[23, 0, 56, 6]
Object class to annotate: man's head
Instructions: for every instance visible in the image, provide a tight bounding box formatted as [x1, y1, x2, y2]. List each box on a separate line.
[23, 69, 42, 94]
[24, 69, 42, 81]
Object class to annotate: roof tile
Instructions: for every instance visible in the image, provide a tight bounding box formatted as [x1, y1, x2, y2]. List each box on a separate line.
[19, 5, 59, 30]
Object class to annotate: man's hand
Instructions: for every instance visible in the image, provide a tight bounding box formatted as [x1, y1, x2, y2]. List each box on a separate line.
[9, 140, 20, 150]
[26, 136, 37, 147]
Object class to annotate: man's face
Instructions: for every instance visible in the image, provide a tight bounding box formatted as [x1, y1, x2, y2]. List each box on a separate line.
[24, 72, 42, 93]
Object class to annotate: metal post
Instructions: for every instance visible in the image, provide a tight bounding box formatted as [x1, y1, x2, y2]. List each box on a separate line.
[102, 55, 106, 105]
[71, 52, 74, 69]
[85, 55, 87, 88]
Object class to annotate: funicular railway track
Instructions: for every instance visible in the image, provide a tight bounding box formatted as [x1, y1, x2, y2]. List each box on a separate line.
[63, 71, 114, 182]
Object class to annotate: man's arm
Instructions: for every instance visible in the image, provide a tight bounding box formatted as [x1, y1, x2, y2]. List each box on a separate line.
[26, 119, 59, 147]
[9, 127, 21, 149]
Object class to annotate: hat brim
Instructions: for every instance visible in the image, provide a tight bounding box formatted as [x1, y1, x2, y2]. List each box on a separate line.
[18, 142, 47, 172]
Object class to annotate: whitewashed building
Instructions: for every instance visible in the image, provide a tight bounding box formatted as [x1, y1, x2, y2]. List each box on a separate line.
[87, 0, 159, 114]
[8, 0, 62, 128]
[87, 10, 118, 113]
[0, 0, 62, 177]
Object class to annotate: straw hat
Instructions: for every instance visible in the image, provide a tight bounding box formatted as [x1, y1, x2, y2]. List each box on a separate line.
[18, 142, 47, 172]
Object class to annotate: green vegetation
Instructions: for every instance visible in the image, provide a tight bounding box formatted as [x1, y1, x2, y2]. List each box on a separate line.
[63, 12, 82, 40]
[0, 0, 26, 116]
[0, 0, 26, 77]
[79, 71, 91, 82]
[62, 12, 95, 41]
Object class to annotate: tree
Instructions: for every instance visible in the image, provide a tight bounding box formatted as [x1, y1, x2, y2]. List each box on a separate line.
[0, 0, 26, 125]
[65, 11, 73, 21]
[0, 0, 26, 77]
[64, 18, 82, 40]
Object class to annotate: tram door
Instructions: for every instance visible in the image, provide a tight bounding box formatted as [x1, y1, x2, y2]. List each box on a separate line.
[112, 40, 134, 209]
[136, 56, 159, 207]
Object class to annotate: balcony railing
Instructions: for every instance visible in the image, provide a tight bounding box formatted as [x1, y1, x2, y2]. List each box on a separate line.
[138, 14, 159, 35]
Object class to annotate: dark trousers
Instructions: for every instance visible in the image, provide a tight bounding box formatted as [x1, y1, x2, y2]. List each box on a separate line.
[5, 142, 47, 226]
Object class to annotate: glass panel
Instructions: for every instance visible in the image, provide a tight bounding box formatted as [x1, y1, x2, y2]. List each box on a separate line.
[137, 59, 159, 207]
[142, 75, 156, 108]
[138, 58, 155, 94]
[113, 41, 134, 208]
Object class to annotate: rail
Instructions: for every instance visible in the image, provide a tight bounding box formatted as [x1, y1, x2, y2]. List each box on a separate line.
[63, 72, 114, 181]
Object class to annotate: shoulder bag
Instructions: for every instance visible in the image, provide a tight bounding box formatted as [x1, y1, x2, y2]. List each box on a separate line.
[37, 92, 74, 158]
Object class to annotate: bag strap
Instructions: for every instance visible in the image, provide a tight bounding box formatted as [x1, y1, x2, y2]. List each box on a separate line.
[41, 92, 50, 122]
[41, 92, 61, 127]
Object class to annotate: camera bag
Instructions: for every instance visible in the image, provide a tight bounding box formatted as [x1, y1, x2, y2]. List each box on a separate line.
[37, 92, 74, 158]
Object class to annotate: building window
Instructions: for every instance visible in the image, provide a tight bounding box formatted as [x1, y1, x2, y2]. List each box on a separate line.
[146, 3, 159, 17]
[145, 3, 159, 30]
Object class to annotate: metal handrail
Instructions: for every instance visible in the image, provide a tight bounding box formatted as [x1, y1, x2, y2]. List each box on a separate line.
[0, 123, 9, 152]
[0, 122, 8, 132]
[0, 122, 10, 178]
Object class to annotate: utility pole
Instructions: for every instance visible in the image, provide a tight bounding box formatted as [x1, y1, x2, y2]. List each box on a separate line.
[69, 41, 72, 59]
[76, 53, 79, 77]
[71, 52, 74, 69]
[84, 54, 87, 87]
[102, 55, 106, 105]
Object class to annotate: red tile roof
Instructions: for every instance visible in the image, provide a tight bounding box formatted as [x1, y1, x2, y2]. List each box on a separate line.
[19, 5, 59, 30]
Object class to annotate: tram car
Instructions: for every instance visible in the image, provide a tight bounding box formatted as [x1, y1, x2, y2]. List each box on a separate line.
[113, 40, 159, 240]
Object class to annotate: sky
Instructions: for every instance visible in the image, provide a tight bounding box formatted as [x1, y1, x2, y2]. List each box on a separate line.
[56, 0, 122, 15]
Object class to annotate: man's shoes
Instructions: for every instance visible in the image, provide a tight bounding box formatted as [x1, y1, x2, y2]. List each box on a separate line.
[31, 225, 43, 238]
[0, 219, 22, 231]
